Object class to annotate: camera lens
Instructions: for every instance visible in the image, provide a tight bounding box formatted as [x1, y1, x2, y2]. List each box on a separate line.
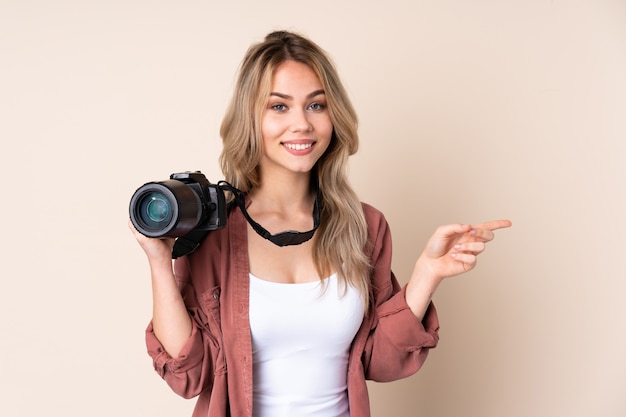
[140, 191, 173, 227]
[129, 180, 203, 238]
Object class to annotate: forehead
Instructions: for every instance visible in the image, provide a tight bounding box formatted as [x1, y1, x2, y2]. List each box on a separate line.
[270, 60, 323, 92]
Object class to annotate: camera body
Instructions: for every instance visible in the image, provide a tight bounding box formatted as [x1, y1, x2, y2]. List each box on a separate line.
[129, 171, 227, 238]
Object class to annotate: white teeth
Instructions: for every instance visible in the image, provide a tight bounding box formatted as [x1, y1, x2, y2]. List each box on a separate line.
[284, 143, 313, 150]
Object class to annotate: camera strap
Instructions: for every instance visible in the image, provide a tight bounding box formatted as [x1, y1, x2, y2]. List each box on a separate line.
[221, 182, 321, 247]
[172, 230, 211, 259]
[171, 183, 321, 259]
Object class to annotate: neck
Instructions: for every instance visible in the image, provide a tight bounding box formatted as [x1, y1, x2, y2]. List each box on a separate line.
[250, 172, 315, 210]
[235, 172, 320, 247]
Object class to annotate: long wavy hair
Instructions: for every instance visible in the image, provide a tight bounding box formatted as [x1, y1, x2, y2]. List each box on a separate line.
[219, 30, 371, 307]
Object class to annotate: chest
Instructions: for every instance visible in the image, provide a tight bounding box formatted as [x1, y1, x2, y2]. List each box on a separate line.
[249, 273, 364, 355]
[246, 224, 321, 283]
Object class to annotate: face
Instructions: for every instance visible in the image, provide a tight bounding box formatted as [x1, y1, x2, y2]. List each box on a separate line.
[259, 60, 333, 179]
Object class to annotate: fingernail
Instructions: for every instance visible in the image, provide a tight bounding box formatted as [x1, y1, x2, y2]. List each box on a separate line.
[470, 229, 477, 235]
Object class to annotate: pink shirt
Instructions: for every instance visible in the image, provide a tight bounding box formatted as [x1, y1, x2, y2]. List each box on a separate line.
[145, 202, 440, 417]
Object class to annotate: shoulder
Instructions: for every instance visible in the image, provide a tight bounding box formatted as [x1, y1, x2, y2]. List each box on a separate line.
[360, 202, 393, 260]
[177, 206, 245, 279]
[194, 205, 244, 256]
[361, 201, 386, 222]
[360, 202, 390, 236]
[360, 202, 397, 303]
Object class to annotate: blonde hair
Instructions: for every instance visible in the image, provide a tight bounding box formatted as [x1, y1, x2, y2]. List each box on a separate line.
[219, 30, 371, 307]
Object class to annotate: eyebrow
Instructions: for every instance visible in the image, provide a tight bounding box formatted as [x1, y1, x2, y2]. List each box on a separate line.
[269, 89, 326, 100]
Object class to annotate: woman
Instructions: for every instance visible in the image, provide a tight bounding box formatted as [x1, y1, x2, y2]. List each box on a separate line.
[130, 30, 511, 417]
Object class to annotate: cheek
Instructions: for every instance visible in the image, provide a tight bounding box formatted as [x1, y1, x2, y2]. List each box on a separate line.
[261, 116, 281, 141]
[317, 124, 334, 154]
[317, 115, 334, 140]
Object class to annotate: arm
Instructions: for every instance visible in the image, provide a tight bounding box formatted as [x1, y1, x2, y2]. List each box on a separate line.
[360, 205, 511, 382]
[360, 204, 440, 382]
[129, 221, 192, 357]
[405, 220, 512, 320]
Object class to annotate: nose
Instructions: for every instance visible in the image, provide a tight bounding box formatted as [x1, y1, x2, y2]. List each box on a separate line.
[289, 108, 313, 132]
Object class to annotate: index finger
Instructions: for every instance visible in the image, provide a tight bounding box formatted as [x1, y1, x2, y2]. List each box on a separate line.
[472, 219, 512, 231]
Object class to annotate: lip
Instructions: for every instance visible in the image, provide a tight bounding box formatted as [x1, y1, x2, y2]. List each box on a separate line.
[281, 139, 316, 145]
[281, 139, 316, 155]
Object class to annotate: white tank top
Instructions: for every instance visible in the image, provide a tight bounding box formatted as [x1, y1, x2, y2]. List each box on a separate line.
[249, 273, 364, 417]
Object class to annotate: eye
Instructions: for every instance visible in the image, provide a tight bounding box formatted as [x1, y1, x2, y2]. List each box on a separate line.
[308, 102, 326, 111]
[270, 103, 287, 112]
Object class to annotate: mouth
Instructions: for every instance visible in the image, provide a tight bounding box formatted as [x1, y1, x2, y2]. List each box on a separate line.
[283, 142, 314, 151]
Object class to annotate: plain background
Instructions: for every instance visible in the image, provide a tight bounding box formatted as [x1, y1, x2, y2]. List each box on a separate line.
[1, 1, 624, 416]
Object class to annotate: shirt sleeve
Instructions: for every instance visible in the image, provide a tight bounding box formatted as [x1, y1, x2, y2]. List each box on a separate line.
[361, 204, 440, 382]
[144, 257, 224, 399]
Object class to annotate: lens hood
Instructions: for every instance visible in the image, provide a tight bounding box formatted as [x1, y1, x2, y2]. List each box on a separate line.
[129, 180, 203, 238]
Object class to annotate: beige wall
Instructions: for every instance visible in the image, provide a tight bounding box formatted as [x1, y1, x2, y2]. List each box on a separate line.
[1, 1, 624, 416]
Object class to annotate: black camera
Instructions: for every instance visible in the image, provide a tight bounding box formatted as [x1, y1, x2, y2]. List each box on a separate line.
[129, 171, 227, 238]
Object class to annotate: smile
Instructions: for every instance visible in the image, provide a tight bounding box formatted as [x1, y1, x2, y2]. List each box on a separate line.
[283, 142, 313, 151]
